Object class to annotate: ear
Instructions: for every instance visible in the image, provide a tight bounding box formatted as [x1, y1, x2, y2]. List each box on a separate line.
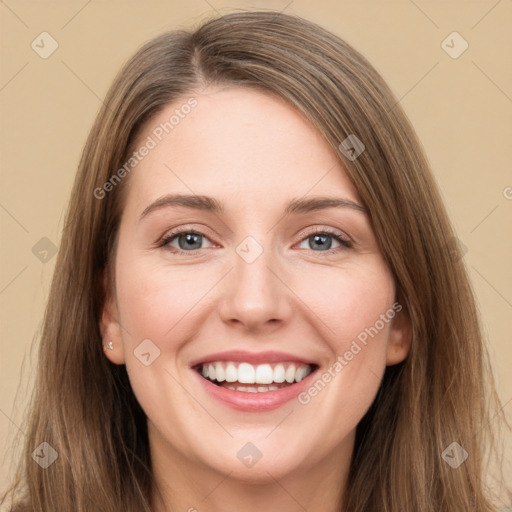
[386, 303, 412, 366]
[99, 270, 126, 365]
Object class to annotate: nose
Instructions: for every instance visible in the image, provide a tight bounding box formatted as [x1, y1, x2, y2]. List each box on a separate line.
[218, 244, 294, 335]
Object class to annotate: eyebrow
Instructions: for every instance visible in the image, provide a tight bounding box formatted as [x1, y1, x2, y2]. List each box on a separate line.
[139, 194, 366, 220]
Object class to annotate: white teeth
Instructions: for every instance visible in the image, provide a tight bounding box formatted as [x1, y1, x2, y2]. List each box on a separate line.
[273, 363, 286, 383]
[255, 364, 273, 384]
[225, 363, 238, 382]
[238, 362, 256, 384]
[199, 361, 314, 385]
[285, 364, 296, 383]
[295, 365, 311, 382]
[215, 362, 225, 382]
[224, 384, 287, 393]
[208, 363, 216, 381]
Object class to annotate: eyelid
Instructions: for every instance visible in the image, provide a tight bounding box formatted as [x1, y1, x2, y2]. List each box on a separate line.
[157, 224, 218, 251]
[295, 225, 352, 245]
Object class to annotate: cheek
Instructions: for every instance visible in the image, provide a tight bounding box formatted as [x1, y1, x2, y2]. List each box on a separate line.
[115, 256, 212, 341]
[113, 258, 206, 450]
[292, 259, 395, 348]
[293, 261, 396, 424]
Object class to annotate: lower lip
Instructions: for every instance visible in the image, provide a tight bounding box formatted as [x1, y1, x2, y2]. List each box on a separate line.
[193, 367, 317, 412]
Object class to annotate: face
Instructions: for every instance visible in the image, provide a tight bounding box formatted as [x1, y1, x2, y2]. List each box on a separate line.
[101, 86, 411, 484]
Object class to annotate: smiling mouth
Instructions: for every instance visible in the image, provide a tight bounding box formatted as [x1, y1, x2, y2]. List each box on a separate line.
[194, 361, 319, 393]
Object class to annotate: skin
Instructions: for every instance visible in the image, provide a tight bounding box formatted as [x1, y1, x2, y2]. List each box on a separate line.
[100, 86, 412, 512]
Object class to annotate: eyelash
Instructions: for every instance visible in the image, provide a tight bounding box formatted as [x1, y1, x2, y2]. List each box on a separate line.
[157, 226, 353, 256]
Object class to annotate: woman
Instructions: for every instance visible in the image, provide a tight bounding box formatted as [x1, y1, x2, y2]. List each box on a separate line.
[2, 10, 508, 512]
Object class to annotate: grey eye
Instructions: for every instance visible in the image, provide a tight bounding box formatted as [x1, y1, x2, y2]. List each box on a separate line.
[298, 233, 342, 251]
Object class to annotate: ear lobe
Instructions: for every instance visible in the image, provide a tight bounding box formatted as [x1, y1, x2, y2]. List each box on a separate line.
[386, 304, 412, 366]
[99, 271, 126, 365]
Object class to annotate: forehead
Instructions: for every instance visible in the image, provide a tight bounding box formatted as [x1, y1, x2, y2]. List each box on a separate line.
[126, 86, 361, 212]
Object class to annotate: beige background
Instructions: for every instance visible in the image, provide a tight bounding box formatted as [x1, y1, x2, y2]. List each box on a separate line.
[1, 0, 511, 506]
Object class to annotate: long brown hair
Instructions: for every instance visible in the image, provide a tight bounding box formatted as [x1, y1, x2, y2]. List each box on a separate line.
[2, 10, 508, 511]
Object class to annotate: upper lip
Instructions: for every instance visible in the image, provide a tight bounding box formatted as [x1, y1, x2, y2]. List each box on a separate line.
[189, 350, 318, 368]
